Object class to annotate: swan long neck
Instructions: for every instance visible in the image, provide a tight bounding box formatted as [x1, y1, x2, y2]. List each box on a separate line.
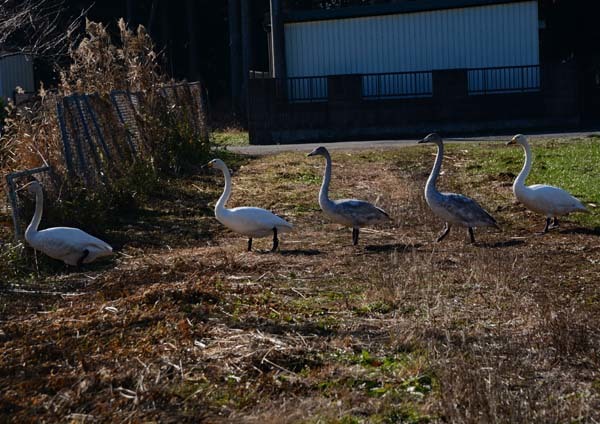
[425, 141, 444, 195]
[25, 187, 43, 241]
[216, 166, 232, 213]
[319, 152, 334, 208]
[514, 141, 532, 190]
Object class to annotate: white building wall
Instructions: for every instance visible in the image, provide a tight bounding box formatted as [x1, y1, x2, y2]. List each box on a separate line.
[284, 1, 539, 77]
[0, 53, 35, 101]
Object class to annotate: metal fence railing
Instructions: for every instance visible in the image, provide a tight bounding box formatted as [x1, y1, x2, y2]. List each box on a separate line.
[468, 65, 540, 95]
[362, 71, 433, 99]
[56, 82, 210, 185]
[280, 76, 328, 103]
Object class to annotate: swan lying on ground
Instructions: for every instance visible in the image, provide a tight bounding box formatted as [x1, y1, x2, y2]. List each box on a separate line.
[507, 134, 587, 232]
[206, 159, 292, 251]
[419, 133, 498, 243]
[307, 146, 389, 245]
[23, 181, 113, 266]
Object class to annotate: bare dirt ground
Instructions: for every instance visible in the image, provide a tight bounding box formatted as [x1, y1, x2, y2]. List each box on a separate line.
[1, 145, 599, 423]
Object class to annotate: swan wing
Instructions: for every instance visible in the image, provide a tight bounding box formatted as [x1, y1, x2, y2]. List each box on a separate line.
[222, 207, 293, 236]
[439, 193, 498, 227]
[333, 199, 390, 226]
[525, 184, 587, 214]
[31, 227, 112, 264]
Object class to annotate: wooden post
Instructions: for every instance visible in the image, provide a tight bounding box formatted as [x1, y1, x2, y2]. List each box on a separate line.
[228, 0, 242, 117]
[270, 0, 286, 79]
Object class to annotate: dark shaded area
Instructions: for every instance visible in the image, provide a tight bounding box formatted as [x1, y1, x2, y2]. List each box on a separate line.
[479, 239, 526, 249]
[364, 243, 421, 253]
[25, 1, 267, 123]
[560, 227, 600, 237]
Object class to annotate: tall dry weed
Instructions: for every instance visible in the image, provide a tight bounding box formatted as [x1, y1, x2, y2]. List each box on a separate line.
[0, 18, 211, 233]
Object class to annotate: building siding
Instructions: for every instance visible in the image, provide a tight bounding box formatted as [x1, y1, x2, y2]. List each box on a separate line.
[284, 1, 539, 77]
[0, 53, 35, 101]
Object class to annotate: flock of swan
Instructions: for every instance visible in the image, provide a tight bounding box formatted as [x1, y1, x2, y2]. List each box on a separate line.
[21, 134, 588, 265]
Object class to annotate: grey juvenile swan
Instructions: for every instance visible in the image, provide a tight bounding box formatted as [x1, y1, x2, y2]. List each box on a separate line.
[307, 146, 390, 245]
[419, 133, 498, 243]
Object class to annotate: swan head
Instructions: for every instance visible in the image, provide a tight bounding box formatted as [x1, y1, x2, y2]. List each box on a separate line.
[307, 146, 329, 157]
[418, 133, 443, 144]
[507, 134, 527, 146]
[205, 158, 227, 171]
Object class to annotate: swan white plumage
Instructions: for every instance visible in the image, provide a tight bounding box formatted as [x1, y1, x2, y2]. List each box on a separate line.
[23, 181, 113, 266]
[307, 146, 390, 245]
[507, 134, 587, 232]
[207, 158, 292, 251]
[419, 133, 498, 243]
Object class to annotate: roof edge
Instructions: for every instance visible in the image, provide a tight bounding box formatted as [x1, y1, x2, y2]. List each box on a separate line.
[284, 0, 535, 23]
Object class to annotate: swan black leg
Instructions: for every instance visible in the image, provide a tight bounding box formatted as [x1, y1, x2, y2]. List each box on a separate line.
[271, 227, 279, 252]
[436, 223, 451, 242]
[77, 249, 90, 267]
[352, 228, 359, 245]
[247, 238, 253, 252]
[542, 217, 551, 233]
[468, 227, 476, 244]
[549, 217, 560, 229]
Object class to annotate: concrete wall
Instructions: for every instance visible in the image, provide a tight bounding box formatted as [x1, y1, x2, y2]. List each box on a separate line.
[247, 63, 579, 144]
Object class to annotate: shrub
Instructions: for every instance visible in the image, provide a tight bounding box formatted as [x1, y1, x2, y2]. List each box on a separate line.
[0, 18, 213, 236]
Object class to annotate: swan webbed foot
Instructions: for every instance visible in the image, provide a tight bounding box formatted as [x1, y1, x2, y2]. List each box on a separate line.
[548, 217, 560, 230]
[436, 223, 451, 242]
[247, 238, 253, 252]
[468, 227, 476, 244]
[77, 249, 90, 267]
[352, 228, 359, 245]
[271, 227, 279, 252]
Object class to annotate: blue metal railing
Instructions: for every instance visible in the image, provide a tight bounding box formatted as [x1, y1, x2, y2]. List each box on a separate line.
[280, 76, 328, 102]
[468, 65, 540, 95]
[362, 70, 433, 99]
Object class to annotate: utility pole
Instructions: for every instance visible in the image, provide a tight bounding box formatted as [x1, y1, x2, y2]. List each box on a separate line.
[240, 0, 252, 118]
[270, 0, 286, 79]
[228, 0, 242, 117]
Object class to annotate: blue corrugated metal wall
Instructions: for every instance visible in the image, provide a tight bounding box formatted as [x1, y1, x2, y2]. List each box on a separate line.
[284, 1, 539, 80]
[0, 53, 35, 100]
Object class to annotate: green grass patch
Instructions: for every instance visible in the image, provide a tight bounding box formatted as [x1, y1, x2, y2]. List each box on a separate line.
[212, 128, 249, 146]
[456, 138, 600, 227]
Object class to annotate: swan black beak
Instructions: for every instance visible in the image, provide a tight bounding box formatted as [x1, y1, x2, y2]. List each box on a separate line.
[307, 151, 316, 157]
[417, 138, 427, 144]
[506, 140, 516, 145]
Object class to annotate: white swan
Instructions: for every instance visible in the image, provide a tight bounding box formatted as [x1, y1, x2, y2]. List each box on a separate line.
[307, 146, 389, 245]
[23, 181, 113, 266]
[206, 159, 292, 251]
[419, 133, 498, 243]
[507, 134, 587, 232]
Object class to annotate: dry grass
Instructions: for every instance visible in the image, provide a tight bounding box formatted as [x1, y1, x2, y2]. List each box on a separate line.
[1, 143, 599, 422]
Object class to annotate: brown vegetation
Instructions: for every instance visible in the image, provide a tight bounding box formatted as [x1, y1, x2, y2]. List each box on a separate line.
[1, 146, 599, 422]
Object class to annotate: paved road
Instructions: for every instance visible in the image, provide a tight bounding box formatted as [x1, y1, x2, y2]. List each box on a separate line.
[227, 130, 600, 156]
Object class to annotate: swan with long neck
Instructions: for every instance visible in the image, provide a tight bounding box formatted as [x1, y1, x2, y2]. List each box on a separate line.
[507, 134, 587, 232]
[419, 133, 498, 243]
[23, 181, 112, 266]
[207, 159, 292, 251]
[307, 146, 389, 245]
